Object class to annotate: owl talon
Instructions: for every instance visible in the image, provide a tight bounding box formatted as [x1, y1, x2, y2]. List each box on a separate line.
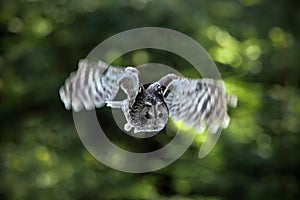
[106, 101, 125, 108]
[124, 122, 133, 132]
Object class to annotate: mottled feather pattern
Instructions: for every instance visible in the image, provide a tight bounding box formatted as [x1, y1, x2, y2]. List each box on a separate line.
[129, 89, 146, 127]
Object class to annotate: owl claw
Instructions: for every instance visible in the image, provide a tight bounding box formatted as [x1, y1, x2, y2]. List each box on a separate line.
[124, 122, 133, 132]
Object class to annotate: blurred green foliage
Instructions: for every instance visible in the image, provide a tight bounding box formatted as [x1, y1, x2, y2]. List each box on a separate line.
[1, 0, 300, 199]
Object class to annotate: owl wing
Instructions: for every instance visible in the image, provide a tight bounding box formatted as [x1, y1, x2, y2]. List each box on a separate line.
[159, 74, 237, 134]
[59, 59, 140, 112]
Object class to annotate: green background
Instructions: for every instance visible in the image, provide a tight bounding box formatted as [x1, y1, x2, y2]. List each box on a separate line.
[1, 0, 299, 199]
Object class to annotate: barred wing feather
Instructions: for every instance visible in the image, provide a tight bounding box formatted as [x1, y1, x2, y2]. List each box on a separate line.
[59, 59, 140, 112]
[163, 77, 237, 134]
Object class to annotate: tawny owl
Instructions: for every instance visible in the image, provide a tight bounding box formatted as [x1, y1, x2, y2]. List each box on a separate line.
[59, 59, 237, 133]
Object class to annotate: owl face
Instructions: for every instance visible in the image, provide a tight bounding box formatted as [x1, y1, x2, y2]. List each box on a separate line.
[136, 102, 169, 132]
[128, 83, 169, 133]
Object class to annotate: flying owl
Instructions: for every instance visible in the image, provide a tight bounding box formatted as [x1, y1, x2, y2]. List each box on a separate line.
[59, 59, 237, 134]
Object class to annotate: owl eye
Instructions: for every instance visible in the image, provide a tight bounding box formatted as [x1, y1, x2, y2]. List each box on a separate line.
[145, 112, 152, 119]
[158, 112, 163, 118]
[156, 85, 162, 95]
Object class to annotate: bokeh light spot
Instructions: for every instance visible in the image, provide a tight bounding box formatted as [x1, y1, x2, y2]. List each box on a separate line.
[245, 44, 261, 60]
[132, 50, 149, 66]
[8, 17, 24, 33]
[31, 18, 53, 37]
[174, 179, 191, 194]
[35, 146, 51, 165]
[36, 172, 58, 188]
[269, 27, 293, 48]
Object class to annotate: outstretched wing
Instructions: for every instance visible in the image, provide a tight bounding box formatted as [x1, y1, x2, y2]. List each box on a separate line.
[59, 59, 140, 111]
[159, 74, 237, 134]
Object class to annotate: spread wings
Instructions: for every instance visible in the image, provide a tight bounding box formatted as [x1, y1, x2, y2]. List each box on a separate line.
[159, 74, 237, 134]
[59, 59, 140, 112]
[59, 59, 237, 134]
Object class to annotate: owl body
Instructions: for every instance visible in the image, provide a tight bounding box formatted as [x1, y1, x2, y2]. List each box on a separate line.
[59, 59, 237, 134]
[126, 83, 169, 133]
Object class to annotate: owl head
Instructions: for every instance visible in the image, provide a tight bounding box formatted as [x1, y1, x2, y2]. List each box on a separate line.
[128, 82, 169, 133]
